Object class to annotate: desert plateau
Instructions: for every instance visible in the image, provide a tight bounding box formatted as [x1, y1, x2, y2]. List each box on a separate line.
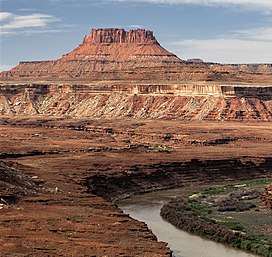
[0, 25, 272, 257]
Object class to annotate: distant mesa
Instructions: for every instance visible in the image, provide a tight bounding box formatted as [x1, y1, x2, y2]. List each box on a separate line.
[61, 28, 182, 62]
[186, 58, 204, 63]
[1, 28, 272, 83]
[0, 28, 185, 81]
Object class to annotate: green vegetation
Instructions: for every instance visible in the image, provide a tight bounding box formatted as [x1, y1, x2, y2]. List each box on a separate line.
[187, 201, 212, 220]
[193, 178, 272, 198]
[217, 220, 245, 232]
[148, 144, 172, 152]
[161, 178, 272, 257]
[202, 186, 229, 196]
[245, 179, 272, 187]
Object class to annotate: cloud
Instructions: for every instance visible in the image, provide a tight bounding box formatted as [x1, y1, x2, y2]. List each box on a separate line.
[126, 24, 144, 28]
[109, 0, 272, 11]
[0, 12, 61, 35]
[169, 26, 272, 63]
[0, 64, 15, 72]
[0, 12, 13, 21]
[171, 39, 272, 63]
[235, 27, 272, 41]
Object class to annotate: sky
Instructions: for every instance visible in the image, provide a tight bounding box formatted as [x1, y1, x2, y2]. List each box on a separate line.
[1, 0, 272, 71]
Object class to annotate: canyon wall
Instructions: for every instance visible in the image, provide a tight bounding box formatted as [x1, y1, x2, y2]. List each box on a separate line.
[86, 158, 272, 201]
[0, 83, 271, 121]
[1, 28, 271, 121]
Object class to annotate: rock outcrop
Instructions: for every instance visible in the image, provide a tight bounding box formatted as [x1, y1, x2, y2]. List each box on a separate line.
[61, 28, 181, 62]
[87, 158, 272, 201]
[261, 184, 272, 210]
[227, 64, 272, 75]
[84, 28, 157, 44]
[0, 161, 39, 204]
[0, 83, 272, 121]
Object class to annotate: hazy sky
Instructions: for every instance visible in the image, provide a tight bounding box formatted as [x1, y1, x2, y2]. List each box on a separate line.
[1, 0, 272, 70]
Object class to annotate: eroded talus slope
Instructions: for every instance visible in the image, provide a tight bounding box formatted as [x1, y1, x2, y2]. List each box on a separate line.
[1, 90, 272, 121]
[1, 62, 220, 82]
[0, 161, 39, 204]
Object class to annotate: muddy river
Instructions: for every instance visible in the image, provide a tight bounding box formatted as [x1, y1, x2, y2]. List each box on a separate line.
[118, 188, 257, 257]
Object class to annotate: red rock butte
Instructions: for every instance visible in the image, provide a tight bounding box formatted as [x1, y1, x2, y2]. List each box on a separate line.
[61, 28, 182, 62]
[0, 27, 272, 83]
[0, 28, 186, 82]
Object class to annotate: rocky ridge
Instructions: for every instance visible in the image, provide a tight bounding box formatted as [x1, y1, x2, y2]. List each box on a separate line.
[0, 83, 272, 121]
[0, 161, 40, 205]
[261, 184, 272, 209]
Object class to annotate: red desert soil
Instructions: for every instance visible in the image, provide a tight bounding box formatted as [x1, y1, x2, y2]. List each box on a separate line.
[0, 117, 272, 256]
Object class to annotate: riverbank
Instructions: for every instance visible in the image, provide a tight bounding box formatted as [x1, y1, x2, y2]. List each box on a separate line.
[119, 187, 259, 257]
[160, 180, 272, 257]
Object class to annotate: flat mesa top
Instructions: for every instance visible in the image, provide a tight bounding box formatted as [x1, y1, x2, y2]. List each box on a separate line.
[82, 28, 158, 44]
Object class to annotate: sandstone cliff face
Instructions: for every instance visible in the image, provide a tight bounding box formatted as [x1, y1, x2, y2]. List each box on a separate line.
[0, 84, 271, 121]
[61, 28, 181, 62]
[83, 28, 157, 44]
